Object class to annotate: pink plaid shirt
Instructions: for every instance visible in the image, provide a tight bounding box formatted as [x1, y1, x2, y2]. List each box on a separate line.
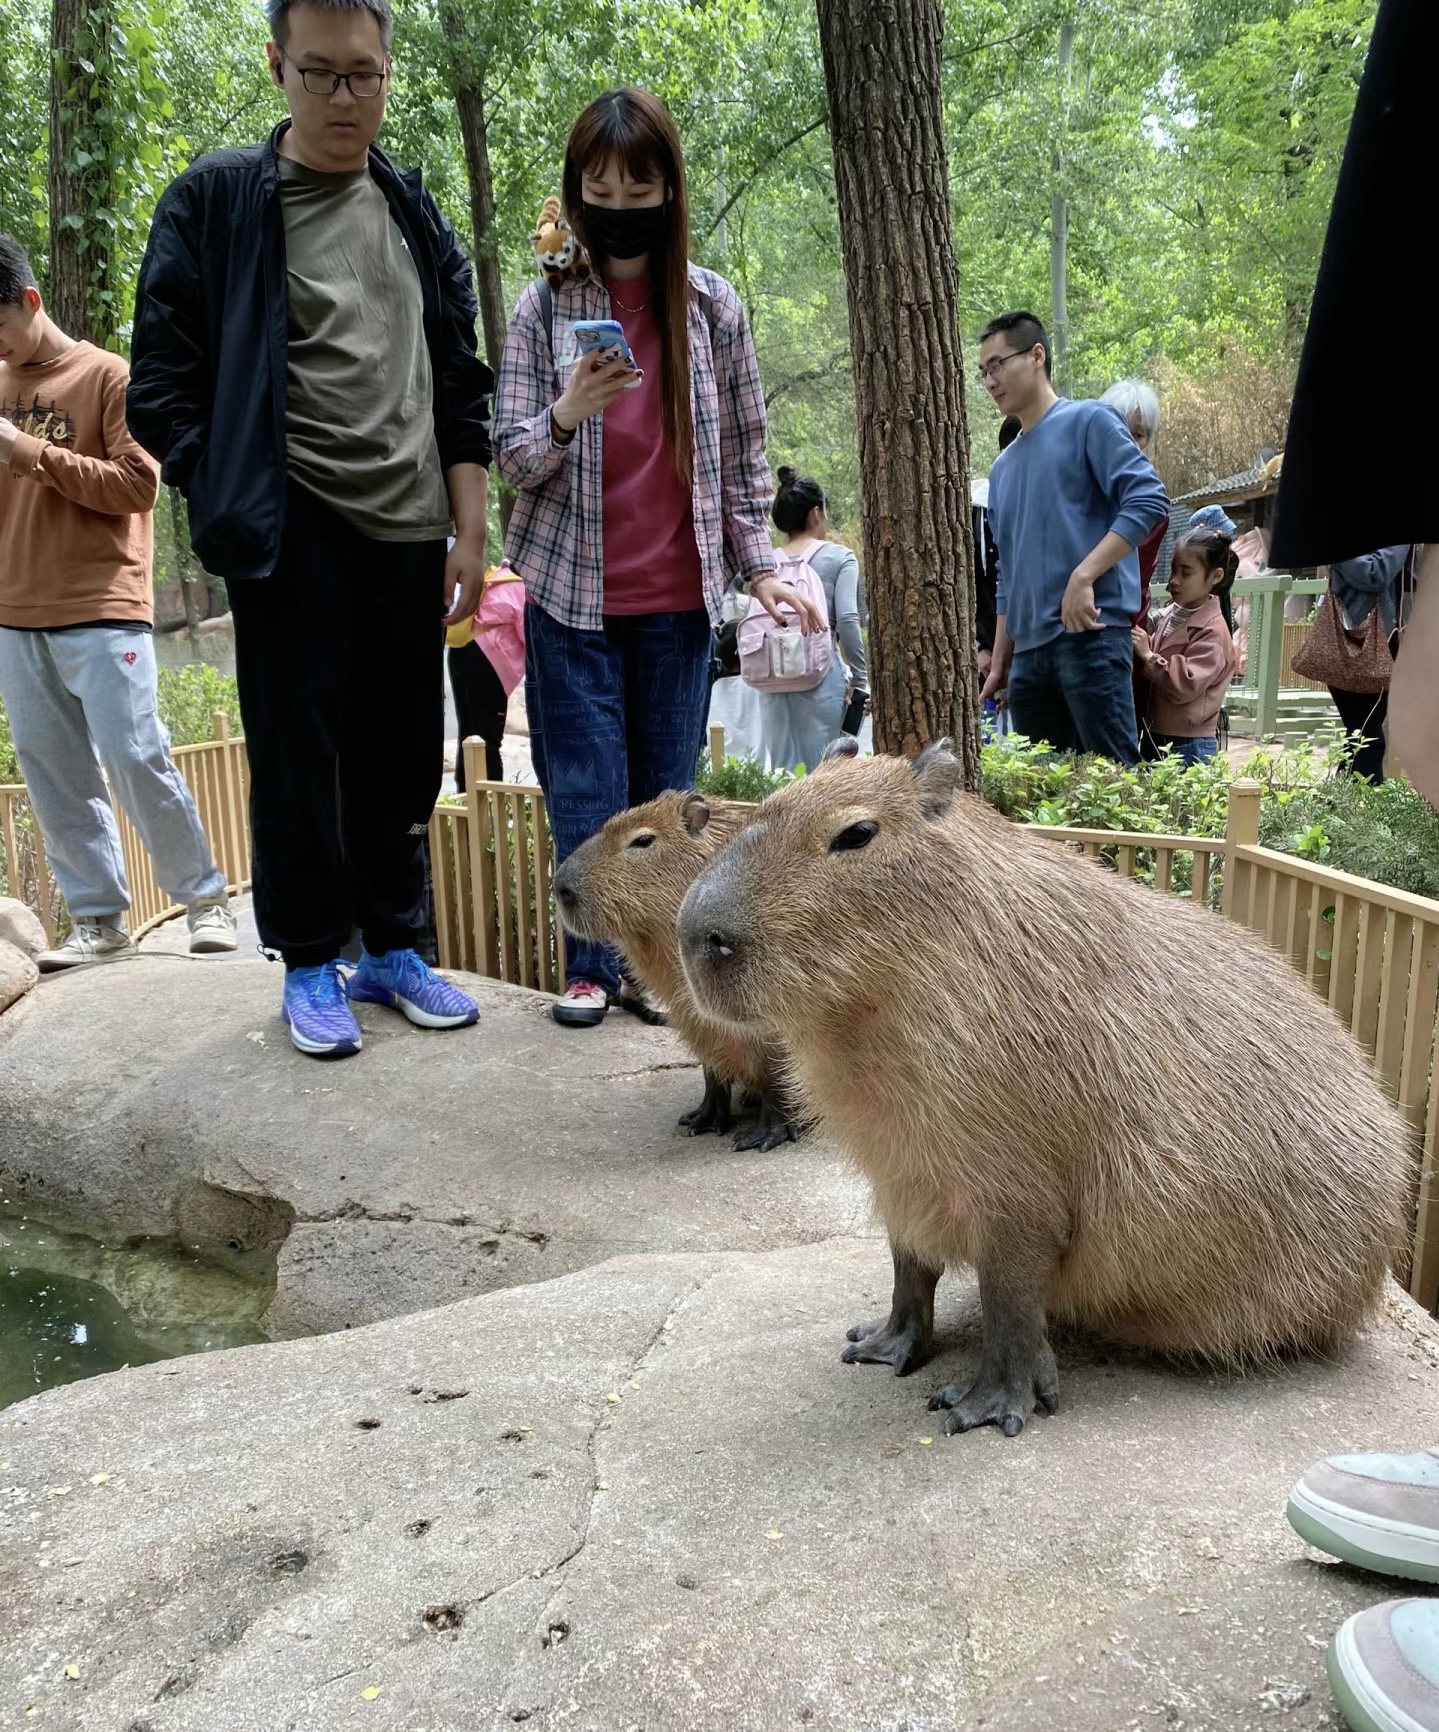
[495, 265, 773, 632]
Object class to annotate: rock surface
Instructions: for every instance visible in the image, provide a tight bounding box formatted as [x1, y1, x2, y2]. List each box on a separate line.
[0, 898, 46, 962]
[0, 956, 869, 1336]
[0, 938, 38, 1015]
[3, 1239, 1437, 1731]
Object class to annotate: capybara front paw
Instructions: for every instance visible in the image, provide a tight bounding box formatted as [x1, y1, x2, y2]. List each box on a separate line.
[928, 1343, 1059, 1437]
[678, 1074, 731, 1137]
[841, 1317, 931, 1376]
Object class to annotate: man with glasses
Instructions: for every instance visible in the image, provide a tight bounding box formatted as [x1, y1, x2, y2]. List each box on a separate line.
[977, 311, 1167, 764]
[128, 0, 494, 1058]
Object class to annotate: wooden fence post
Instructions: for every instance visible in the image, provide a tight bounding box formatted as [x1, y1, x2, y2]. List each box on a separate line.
[709, 722, 726, 769]
[211, 710, 230, 741]
[1222, 779, 1262, 920]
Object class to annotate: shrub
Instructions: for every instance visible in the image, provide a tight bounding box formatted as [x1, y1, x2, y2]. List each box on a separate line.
[155, 665, 243, 746]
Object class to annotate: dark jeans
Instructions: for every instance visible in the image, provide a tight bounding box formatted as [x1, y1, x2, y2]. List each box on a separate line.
[448, 640, 507, 791]
[526, 602, 713, 993]
[1329, 685, 1388, 781]
[229, 486, 447, 968]
[1152, 733, 1218, 767]
[1008, 627, 1139, 765]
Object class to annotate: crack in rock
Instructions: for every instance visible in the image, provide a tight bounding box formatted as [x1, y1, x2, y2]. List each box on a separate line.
[529, 1270, 720, 1647]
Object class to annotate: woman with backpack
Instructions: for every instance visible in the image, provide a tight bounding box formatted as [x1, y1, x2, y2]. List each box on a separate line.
[749, 469, 868, 774]
[494, 88, 817, 1028]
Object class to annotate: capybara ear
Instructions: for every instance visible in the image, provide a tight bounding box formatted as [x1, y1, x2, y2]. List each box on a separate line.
[818, 736, 860, 768]
[680, 792, 712, 837]
[910, 740, 963, 821]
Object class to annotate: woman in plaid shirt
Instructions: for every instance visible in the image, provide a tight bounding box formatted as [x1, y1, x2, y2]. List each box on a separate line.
[497, 88, 815, 1027]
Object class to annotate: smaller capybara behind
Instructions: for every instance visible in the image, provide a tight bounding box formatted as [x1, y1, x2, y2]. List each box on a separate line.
[553, 792, 798, 1150]
[677, 740, 1410, 1436]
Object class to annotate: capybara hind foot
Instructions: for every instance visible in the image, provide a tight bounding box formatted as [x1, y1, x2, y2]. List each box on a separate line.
[733, 1090, 800, 1153]
[842, 1240, 940, 1375]
[929, 1338, 1059, 1437]
[678, 1068, 732, 1137]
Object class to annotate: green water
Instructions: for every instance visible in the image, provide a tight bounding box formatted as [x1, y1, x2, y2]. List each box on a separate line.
[0, 1207, 272, 1410]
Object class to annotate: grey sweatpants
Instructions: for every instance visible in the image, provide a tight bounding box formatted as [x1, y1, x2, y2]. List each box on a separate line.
[0, 626, 226, 919]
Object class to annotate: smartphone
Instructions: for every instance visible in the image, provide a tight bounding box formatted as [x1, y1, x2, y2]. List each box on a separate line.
[571, 319, 642, 388]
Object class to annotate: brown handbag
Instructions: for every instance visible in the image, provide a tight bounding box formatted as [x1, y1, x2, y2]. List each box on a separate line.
[1290, 593, 1394, 694]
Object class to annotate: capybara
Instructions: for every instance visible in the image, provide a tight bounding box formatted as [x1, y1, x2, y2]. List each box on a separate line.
[552, 791, 800, 1151]
[677, 739, 1410, 1436]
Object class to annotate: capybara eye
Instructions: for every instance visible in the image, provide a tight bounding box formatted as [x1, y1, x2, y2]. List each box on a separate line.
[628, 833, 657, 850]
[829, 821, 878, 854]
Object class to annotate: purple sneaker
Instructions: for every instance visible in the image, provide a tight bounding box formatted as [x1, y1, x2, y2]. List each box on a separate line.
[281, 961, 362, 1058]
[348, 948, 480, 1030]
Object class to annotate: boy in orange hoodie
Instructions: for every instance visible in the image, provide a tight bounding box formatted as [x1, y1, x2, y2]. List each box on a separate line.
[0, 234, 234, 967]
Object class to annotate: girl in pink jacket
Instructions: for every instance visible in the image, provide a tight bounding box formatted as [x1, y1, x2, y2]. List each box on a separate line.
[1131, 523, 1240, 766]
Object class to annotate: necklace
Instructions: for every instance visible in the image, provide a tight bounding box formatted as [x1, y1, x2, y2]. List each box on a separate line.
[609, 287, 648, 314]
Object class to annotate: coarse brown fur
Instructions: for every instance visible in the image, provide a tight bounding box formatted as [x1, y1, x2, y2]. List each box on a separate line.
[553, 792, 792, 1145]
[679, 745, 1410, 1385]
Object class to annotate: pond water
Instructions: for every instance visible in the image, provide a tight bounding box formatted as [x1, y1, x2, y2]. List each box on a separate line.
[0, 1206, 272, 1411]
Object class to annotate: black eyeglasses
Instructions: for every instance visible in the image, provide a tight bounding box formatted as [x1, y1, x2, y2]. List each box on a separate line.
[976, 349, 1035, 385]
[283, 54, 387, 98]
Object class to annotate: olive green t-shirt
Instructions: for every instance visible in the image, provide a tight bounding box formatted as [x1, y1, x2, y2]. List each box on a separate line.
[278, 155, 452, 542]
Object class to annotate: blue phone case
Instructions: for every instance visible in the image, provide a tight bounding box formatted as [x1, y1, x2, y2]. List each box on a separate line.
[572, 319, 636, 369]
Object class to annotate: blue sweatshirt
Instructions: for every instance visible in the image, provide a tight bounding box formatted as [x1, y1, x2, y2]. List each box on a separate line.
[988, 398, 1169, 653]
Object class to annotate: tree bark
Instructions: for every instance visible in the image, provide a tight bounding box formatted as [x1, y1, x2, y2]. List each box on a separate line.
[440, 5, 507, 380]
[814, 0, 979, 781]
[1048, 19, 1075, 387]
[48, 0, 112, 346]
[48, 0, 98, 342]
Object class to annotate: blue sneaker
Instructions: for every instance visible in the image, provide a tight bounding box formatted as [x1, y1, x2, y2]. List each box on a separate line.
[348, 948, 480, 1030]
[281, 961, 362, 1058]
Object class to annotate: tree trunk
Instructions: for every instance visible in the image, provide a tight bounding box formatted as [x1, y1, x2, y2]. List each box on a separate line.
[440, 5, 506, 380]
[814, 0, 979, 780]
[48, 0, 112, 346]
[1048, 19, 1076, 387]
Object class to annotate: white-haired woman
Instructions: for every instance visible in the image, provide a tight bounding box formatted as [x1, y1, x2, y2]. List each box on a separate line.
[1101, 379, 1168, 626]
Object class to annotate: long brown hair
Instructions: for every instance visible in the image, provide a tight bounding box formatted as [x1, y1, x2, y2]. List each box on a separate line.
[563, 87, 694, 486]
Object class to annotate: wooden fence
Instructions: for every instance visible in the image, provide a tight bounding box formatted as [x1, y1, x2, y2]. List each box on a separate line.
[1043, 780, 1439, 1312]
[1, 712, 251, 945]
[8, 722, 1436, 1309]
[428, 740, 564, 993]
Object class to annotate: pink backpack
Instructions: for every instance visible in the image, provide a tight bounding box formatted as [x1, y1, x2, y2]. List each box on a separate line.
[738, 543, 833, 693]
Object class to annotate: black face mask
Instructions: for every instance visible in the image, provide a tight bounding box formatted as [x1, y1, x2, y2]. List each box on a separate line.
[582, 200, 668, 261]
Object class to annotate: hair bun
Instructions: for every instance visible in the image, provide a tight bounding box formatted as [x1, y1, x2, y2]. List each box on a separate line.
[777, 465, 797, 487]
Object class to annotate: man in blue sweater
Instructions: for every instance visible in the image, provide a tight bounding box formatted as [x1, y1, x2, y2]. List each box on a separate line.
[977, 311, 1168, 764]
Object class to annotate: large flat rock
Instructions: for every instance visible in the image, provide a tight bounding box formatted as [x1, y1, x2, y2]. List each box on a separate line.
[0, 957, 869, 1336]
[2, 1239, 1437, 1731]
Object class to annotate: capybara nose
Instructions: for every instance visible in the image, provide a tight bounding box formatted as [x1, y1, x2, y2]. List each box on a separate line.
[703, 929, 738, 965]
[554, 870, 577, 909]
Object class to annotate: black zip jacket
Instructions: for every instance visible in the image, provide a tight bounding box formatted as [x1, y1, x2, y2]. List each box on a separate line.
[127, 123, 494, 582]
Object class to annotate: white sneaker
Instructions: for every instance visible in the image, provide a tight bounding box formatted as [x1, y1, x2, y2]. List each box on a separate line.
[188, 899, 238, 955]
[37, 920, 137, 972]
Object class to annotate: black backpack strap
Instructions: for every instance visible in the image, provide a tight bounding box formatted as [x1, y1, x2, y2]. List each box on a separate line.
[537, 278, 555, 357]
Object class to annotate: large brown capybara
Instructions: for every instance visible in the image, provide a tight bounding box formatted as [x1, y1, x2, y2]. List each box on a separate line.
[552, 791, 800, 1151]
[677, 739, 1411, 1437]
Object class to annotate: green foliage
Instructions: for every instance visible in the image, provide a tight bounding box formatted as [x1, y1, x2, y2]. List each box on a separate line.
[153, 664, 243, 746]
[980, 732, 1439, 904]
[1259, 774, 1439, 901]
[694, 749, 795, 803]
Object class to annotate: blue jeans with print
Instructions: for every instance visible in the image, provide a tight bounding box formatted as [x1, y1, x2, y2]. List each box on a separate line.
[1007, 626, 1139, 765]
[526, 603, 714, 992]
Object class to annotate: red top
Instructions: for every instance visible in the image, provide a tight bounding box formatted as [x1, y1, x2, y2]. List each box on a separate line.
[600, 273, 704, 616]
[1134, 512, 1169, 626]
